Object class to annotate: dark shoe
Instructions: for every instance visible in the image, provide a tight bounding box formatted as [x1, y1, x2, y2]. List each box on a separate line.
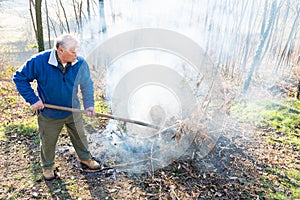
[80, 158, 101, 170]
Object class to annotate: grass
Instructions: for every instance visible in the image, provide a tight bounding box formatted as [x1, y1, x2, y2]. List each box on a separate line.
[231, 98, 300, 150]
[83, 93, 110, 131]
[231, 97, 300, 199]
[260, 100, 300, 150]
[0, 117, 39, 143]
[262, 167, 300, 199]
[95, 96, 110, 114]
[0, 127, 5, 140]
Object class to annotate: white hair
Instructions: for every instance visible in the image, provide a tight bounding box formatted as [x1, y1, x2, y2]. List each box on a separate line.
[54, 33, 80, 51]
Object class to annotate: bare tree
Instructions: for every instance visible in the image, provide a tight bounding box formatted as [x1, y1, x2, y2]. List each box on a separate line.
[109, 0, 115, 24]
[29, 0, 37, 41]
[275, 6, 300, 73]
[99, 0, 107, 33]
[36, 0, 44, 51]
[297, 81, 300, 99]
[243, 0, 277, 93]
[59, 0, 70, 33]
[45, 0, 51, 48]
[72, 0, 82, 32]
[29, 0, 44, 51]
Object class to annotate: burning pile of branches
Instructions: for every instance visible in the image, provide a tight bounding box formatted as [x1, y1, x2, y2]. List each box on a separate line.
[89, 83, 229, 174]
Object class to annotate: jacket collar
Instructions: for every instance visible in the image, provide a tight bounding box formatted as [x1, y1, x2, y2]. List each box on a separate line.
[48, 49, 78, 67]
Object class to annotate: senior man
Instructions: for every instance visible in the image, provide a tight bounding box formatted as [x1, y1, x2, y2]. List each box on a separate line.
[13, 33, 100, 181]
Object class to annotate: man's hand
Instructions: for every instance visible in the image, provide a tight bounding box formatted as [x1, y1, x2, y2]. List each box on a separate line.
[85, 107, 96, 117]
[31, 100, 44, 110]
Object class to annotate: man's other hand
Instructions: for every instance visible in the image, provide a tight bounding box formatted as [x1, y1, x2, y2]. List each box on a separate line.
[85, 107, 96, 117]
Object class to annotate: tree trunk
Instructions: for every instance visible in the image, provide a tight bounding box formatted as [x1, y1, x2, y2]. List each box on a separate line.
[29, 0, 37, 42]
[241, 0, 255, 71]
[99, 0, 107, 33]
[109, 0, 115, 24]
[243, 0, 277, 93]
[59, 0, 70, 33]
[297, 81, 300, 99]
[45, 0, 51, 49]
[35, 0, 44, 52]
[275, 8, 300, 73]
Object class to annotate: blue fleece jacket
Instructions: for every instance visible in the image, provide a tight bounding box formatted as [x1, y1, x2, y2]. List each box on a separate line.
[13, 49, 94, 119]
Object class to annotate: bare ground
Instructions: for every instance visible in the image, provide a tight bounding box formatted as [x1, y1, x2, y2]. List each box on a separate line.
[1, 114, 298, 199]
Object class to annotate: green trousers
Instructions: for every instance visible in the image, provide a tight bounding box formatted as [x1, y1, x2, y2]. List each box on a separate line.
[38, 113, 91, 169]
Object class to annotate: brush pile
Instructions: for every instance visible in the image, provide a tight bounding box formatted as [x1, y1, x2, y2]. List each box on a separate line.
[88, 86, 228, 174]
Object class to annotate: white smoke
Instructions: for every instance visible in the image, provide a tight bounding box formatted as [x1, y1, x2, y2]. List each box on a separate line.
[83, 1, 227, 173]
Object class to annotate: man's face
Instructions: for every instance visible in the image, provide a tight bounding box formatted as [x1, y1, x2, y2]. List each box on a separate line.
[57, 45, 79, 63]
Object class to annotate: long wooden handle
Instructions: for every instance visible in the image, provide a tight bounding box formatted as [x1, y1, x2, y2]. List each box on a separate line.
[44, 104, 160, 130]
